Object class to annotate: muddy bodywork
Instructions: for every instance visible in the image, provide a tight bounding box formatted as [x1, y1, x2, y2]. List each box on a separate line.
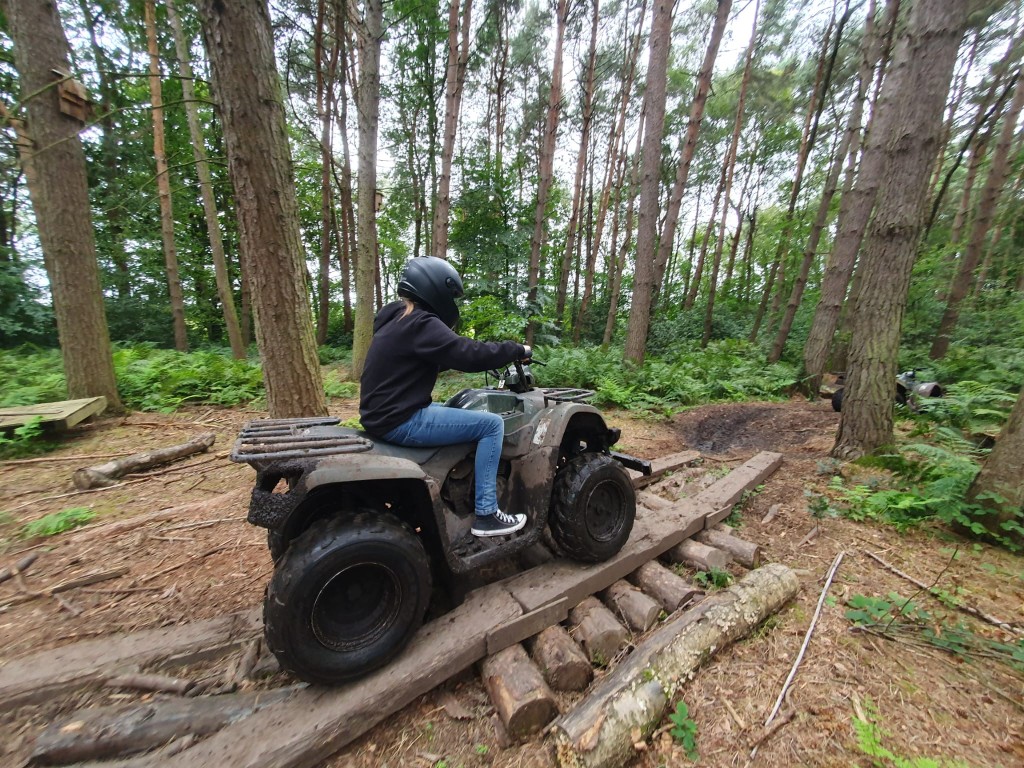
[232, 386, 634, 574]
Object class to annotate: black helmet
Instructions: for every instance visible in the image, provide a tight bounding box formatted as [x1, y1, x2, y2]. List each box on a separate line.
[397, 256, 464, 328]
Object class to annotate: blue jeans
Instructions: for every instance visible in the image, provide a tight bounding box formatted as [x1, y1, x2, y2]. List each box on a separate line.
[383, 404, 504, 515]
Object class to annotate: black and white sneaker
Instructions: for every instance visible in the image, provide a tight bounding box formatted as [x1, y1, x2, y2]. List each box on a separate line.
[471, 509, 527, 537]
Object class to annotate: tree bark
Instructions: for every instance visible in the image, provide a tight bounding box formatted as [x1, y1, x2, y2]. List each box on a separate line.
[930, 72, 1024, 360]
[833, 0, 970, 459]
[526, 0, 567, 345]
[145, 0, 189, 352]
[624, 0, 674, 364]
[432, 0, 473, 259]
[197, 0, 327, 417]
[651, 0, 732, 305]
[802, 0, 896, 395]
[966, 383, 1024, 545]
[3, 0, 123, 412]
[166, 0, 246, 359]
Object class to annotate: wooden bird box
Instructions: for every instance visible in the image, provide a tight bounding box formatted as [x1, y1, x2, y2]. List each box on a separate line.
[51, 69, 93, 124]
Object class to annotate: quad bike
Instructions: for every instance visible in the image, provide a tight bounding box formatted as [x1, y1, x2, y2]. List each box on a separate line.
[230, 359, 650, 685]
[831, 369, 943, 412]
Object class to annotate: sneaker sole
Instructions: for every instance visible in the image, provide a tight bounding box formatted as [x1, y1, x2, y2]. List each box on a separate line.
[471, 520, 526, 537]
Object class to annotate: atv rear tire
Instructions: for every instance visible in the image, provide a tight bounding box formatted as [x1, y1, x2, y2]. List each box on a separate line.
[549, 453, 635, 562]
[267, 530, 286, 562]
[263, 512, 432, 685]
[831, 388, 844, 412]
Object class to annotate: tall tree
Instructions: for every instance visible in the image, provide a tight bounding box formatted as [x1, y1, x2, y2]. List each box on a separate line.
[623, 0, 674, 364]
[930, 70, 1024, 359]
[525, 0, 567, 345]
[965, 384, 1024, 546]
[197, 0, 327, 417]
[832, 0, 971, 459]
[3, 0, 123, 411]
[166, 0, 246, 359]
[432, 0, 473, 259]
[145, 0, 189, 352]
[350, 0, 384, 376]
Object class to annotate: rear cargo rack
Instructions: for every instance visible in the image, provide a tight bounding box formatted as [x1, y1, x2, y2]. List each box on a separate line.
[541, 387, 594, 405]
[230, 417, 373, 462]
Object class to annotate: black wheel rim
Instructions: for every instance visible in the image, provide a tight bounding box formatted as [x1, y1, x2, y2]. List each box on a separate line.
[584, 478, 627, 543]
[311, 563, 402, 652]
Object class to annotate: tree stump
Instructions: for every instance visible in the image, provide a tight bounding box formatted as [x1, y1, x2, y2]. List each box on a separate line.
[528, 625, 593, 692]
[695, 527, 762, 568]
[666, 538, 731, 570]
[480, 643, 558, 741]
[568, 597, 629, 666]
[630, 560, 700, 612]
[600, 580, 661, 632]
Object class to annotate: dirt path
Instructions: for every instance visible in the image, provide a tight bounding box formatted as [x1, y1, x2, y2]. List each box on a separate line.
[1, 397, 1021, 767]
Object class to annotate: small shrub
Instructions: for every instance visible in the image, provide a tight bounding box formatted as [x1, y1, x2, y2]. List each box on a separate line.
[21, 507, 96, 538]
[667, 699, 699, 761]
[693, 568, 732, 589]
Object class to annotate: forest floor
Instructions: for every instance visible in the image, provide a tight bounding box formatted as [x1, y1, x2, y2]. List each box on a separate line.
[0, 392, 1022, 768]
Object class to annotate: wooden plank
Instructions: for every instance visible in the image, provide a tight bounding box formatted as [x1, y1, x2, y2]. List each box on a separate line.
[698, 451, 783, 527]
[0, 396, 106, 430]
[505, 451, 782, 614]
[0, 608, 261, 712]
[151, 583, 522, 768]
[628, 450, 700, 489]
[487, 597, 570, 655]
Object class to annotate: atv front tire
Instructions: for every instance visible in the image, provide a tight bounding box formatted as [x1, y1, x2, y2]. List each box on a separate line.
[550, 453, 635, 562]
[263, 512, 432, 685]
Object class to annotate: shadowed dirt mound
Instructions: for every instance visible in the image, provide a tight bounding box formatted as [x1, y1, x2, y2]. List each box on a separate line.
[672, 399, 839, 458]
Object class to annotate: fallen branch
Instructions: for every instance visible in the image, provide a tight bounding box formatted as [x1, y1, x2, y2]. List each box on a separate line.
[863, 549, 1023, 637]
[2, 567, 129, 607]
[0, 451, 134, 466]
[106, 673, 196, 695]
[0, 552, 39, 584]
[74, 432, 216, 489]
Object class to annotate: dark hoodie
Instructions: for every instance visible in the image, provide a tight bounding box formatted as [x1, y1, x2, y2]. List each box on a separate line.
[359, 301, 527, 436]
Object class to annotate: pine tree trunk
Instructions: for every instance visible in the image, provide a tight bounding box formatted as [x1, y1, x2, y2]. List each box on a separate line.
[652, 0, 732, 302]
[802, 0, 896, 395]
[526, 0, 567, 346]
[167, 0, 246, 359]
[145, 0, 189, 352]
[603, 120, 644, 348]
[702, 5, 757, 347]
[432, 0, 473, 260]
[555, 0, 600, 327]
[966, 385, 1024, 545]
[623, 0, 673, 364]
[3, 0, 123, 411]
[833, 0, 970, 459]
[197, 0, 327, 417]
[350, 0, 383, 374]
[930, 73, 1024, 360]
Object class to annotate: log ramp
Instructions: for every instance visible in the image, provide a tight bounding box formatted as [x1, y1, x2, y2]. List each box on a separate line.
[5, 450, 795, 768]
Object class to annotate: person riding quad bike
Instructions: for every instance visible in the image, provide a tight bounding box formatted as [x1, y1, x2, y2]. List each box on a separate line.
[231, 257, 648, 684]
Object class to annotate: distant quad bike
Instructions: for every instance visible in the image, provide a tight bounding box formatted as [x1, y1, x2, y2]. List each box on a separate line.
[231, 359, 650, 685]
[831, 369, 943, 412]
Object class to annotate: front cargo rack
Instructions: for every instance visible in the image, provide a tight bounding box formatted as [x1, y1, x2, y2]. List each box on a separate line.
[541, 387, 594, 405]
[230, 417, 374, 463]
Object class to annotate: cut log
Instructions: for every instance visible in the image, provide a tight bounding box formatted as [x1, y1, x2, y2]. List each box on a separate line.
[105, 673, 195, 695]
[30, 688, 296, 765]
[666, 538, 731, 571]
[568, 597, 629, 666]
[481, 643, 558, 741]
[695, 527, 762, 568]
[0, 608, 261, 712]
[600, 580, 661, 632]
[0, 551, 39, 584]
[73, 432, 216, 490]
[630, 560, 700, 612]
[550, 564, 800, 768]
[528, 625, 593, 692]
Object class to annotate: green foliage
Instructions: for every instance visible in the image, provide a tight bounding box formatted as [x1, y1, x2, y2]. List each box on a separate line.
[0, 416, 54, 459]
[113, 345, 264, 411]
[693, 568, 732, 589]
[21, 507, 96, 538]
[0, 348, 68, 407]
[460, 295, 527, 342]
[536, 342, 796, 414]
[323, 370, 358, 399]
[853, 698, 968, 768]
[914, 381, 1016, 440]
[667, 700, 699, 761]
